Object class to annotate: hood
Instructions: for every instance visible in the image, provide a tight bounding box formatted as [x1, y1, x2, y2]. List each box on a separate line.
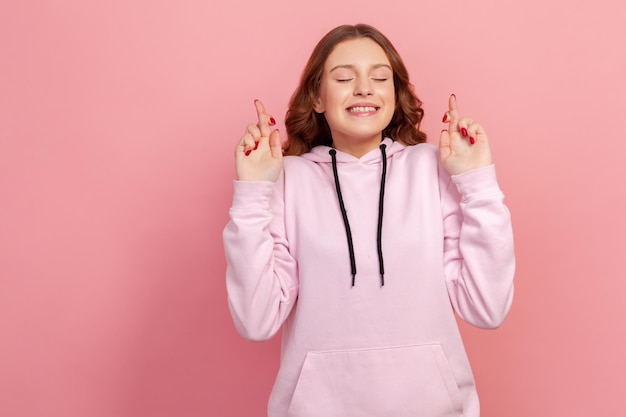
[300, 137, 405, 164]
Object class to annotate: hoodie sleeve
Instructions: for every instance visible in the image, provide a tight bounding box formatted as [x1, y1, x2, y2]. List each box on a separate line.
[222, 172, 299, 341]
[440, 164, 515, 329]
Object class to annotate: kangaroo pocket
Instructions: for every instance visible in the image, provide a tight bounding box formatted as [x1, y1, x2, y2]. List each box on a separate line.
[286, 344, 463, 417]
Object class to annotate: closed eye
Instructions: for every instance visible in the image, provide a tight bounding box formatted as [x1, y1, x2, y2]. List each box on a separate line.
[372, 78, 388, 82]
[336, 78, 354, 83]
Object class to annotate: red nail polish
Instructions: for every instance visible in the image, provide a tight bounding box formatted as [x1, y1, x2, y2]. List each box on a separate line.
[245, 150, 251, 156]
[451, 93, 456, 99]
[253, 141, 259, 150]
[442, 113, 448, 123]
[461, 128, 468, 137]
[269, 117, 276, 125]
[470, 137, 475, 144]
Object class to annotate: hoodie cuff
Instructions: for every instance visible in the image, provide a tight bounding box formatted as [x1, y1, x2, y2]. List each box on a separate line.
[231, 180, 276, 210]
[451, 164, 503, 202]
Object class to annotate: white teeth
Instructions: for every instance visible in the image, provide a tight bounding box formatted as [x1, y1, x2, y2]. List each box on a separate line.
[348, 106, 377, 113]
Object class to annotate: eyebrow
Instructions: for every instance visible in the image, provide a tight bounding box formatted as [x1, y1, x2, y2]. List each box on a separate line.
[329, 64, 392, 72]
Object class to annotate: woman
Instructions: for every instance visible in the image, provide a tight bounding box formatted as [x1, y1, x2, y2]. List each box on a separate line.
[223, 23, 515, 417]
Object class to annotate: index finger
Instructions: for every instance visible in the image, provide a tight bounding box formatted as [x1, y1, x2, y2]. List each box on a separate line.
[254, 99, 271, 137]
[447, 94, 460, 134]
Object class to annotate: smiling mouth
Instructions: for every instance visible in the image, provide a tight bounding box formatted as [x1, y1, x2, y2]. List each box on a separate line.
[347, 106, 379, 113]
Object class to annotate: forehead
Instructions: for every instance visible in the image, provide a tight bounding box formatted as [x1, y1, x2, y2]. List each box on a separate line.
[324, 38, 391, 70]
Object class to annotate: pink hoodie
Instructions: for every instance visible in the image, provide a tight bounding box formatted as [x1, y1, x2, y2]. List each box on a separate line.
[223, 138, 515, 417]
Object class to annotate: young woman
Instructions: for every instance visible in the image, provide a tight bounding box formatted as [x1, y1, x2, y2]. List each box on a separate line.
[223, 23, 515, 417]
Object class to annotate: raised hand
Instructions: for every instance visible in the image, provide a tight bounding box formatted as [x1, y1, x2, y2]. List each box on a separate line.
[439, 94, 493, 176]
[235, 100, 283, 182]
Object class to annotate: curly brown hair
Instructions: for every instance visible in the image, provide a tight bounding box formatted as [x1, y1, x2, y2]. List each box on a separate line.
[284, 24, 427, 156]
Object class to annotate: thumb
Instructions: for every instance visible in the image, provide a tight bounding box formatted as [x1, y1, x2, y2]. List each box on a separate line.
[269, 129, 283, 161]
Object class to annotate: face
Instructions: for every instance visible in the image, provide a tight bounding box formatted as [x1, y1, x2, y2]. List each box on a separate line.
[314, 37, 395, 157]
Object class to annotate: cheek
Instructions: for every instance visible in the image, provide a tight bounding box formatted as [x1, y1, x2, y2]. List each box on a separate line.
[381, 84, 394, 100]
[316, 84, 336, 111]
[321, 95, 344, 114]
[387, 90, 397, 112]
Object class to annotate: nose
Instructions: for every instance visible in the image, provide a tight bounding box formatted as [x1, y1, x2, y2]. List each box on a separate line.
[354, 78, 373, 96]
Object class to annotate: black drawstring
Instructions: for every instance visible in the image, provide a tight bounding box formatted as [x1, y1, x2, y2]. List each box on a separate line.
[329, 144, 388, 287]
[377, 144, 387, 286]
[329, 149, 357, 285]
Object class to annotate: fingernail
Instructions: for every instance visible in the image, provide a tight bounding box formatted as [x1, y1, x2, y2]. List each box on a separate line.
[461, 128, 468, 137]
[451, 93, 456, 99]
[441, 129, 448, 133]
[253, 141, 259, 150]
[269, 117, 276, 125]
[442, 113, 449, 123]
[470, 137, 475, 145]
[245, 150, 251, 156]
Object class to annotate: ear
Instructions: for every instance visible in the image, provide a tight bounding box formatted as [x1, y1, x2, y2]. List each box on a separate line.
[313, 96, 324, 113]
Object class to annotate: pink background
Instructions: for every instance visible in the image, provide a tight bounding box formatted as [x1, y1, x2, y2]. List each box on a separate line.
[1, 1, 625, 416]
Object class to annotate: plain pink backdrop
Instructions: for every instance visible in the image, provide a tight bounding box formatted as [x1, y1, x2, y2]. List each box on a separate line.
[1, 1, 625, 416]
